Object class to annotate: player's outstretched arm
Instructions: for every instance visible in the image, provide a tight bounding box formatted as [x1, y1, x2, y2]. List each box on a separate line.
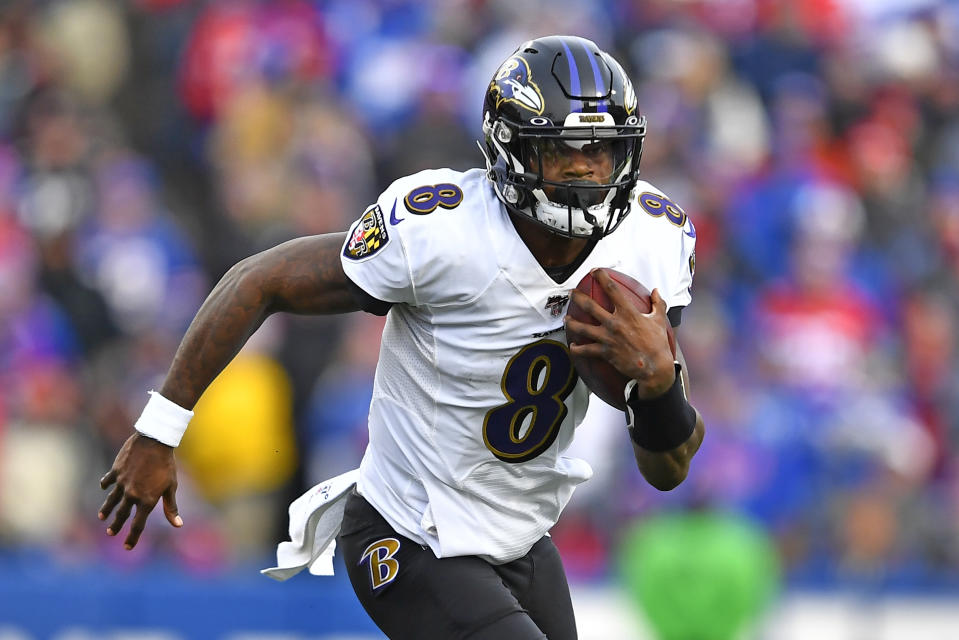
[159, 232, 358, 410]
[565, 269, 704, 491]
[99, 232, 359, 549]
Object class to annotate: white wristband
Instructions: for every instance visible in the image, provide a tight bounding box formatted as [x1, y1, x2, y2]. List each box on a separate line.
[134, 390, 194, 447]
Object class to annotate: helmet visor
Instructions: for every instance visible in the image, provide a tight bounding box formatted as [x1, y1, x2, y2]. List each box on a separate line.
[521, 132, 638, 207]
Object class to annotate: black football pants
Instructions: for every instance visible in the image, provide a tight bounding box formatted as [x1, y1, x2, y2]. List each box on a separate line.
[337, 491, 578, 640]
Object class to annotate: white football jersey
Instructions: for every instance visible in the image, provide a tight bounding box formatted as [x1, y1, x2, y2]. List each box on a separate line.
[340, 167, 695, 564]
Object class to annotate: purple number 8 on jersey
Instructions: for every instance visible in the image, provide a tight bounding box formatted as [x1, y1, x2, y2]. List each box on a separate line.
[404, 183, 465, 215]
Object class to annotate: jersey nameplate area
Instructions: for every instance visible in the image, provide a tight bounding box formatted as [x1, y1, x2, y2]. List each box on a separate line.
[344, 204, 390, 261]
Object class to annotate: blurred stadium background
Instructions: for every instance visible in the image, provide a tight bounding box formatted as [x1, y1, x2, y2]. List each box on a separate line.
[1, 0, 958, 638]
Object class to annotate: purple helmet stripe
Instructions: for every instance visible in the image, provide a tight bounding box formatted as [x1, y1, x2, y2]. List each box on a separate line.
[583, 42, 607, 112]
[560, 40, 583, 112]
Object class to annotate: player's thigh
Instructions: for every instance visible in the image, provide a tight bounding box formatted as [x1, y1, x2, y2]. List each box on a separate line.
[337, 493, 546, 640]
[498, 536, 578, 640]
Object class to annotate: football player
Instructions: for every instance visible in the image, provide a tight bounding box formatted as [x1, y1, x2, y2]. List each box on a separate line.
[99, 35, 704, 640]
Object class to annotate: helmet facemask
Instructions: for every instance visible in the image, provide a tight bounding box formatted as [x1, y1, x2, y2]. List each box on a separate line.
[482, 115, 646, 238]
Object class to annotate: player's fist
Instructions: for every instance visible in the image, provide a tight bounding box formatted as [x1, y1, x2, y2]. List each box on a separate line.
[565, 268, 676, 407]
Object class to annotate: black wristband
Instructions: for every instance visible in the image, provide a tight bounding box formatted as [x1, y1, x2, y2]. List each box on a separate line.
[624, 363, 697, 452]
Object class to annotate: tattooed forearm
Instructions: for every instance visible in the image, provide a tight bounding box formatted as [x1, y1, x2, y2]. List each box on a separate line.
[160, 233, 359, 409]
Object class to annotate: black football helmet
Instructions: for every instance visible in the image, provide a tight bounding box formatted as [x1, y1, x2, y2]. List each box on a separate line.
[480, 35, 646, 238]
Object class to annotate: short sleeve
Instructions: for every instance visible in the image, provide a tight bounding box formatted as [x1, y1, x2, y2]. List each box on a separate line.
[633, 184, 696, 318]
[340, 196, 417, 306]
[669, 214, 696, 314]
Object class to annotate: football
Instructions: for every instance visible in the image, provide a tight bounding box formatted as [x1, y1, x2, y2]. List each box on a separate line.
[566, 268, 676, 410]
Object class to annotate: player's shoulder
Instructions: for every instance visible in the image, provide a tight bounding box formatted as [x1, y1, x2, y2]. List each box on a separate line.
[376, 167, 496, 250]
[381, 168, 491, 222]
[372, 168, 501, 300]
[626, 179, 695, 238]
[608, 180, 696, 313]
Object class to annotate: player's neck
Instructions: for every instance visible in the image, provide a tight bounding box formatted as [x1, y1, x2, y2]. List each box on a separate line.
[509, 213, 590, 269]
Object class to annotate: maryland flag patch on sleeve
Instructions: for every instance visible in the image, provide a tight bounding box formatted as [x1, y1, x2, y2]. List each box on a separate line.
[344, 204, 390, 261]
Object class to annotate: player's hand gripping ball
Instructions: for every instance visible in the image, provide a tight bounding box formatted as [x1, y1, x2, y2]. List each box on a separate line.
[565, 268, 676, 410]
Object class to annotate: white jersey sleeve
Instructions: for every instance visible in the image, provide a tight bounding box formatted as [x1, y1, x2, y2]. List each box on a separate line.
[340, 181, 417, 306]
[608, 181, 697, 324]
[665, 210, 696, 317]
[341, 169, 482, 308]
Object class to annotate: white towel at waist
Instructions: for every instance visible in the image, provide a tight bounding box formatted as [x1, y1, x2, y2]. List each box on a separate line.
[261, 468, 359, 581]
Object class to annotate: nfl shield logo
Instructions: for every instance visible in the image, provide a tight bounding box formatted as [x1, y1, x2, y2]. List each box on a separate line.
[545, 294, 569, 317]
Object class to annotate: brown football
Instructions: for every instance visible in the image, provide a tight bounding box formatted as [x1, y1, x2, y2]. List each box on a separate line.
[566, 268, 676, 410]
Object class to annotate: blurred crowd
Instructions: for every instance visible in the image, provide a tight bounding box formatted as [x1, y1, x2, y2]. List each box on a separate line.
[0, 0, 958, 594]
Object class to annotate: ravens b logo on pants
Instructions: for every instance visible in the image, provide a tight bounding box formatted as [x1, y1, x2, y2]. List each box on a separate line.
[360, 538, 401, 590]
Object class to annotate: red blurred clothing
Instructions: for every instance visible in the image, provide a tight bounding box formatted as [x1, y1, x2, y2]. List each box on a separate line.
[179, 1, 333, 121]
[754, 281, 880, 392]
